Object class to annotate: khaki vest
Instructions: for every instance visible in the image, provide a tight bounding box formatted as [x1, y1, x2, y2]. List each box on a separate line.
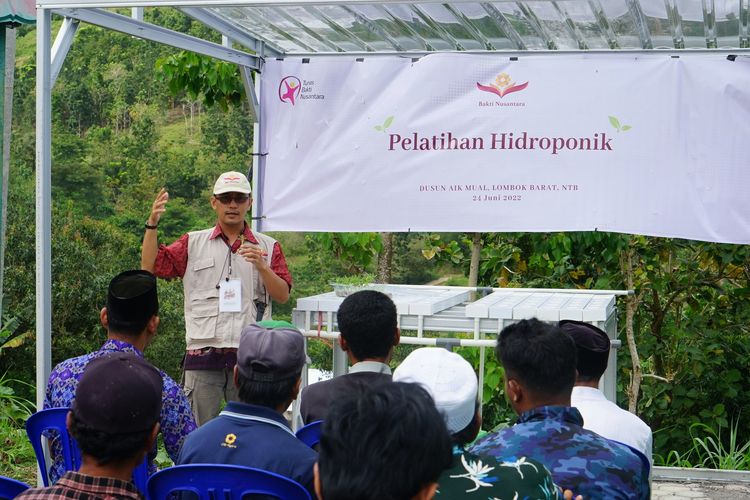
[183, 228, 276, 350]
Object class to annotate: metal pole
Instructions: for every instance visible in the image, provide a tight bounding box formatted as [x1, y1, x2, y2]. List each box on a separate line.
[250, 73, 261, 232]
[0, 27, 9, 321]
[36, 8, 53, 411]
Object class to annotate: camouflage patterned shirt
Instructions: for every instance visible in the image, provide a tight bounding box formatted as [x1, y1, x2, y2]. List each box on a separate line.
[470, 405, 649, 499]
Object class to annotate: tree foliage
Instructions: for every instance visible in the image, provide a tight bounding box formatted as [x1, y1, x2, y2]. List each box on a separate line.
[156, 52, 244, 111]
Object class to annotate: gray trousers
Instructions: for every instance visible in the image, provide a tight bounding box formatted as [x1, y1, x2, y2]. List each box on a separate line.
[183, 368, 240, 426]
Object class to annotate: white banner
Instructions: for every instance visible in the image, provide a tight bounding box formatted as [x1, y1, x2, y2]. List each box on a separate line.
[259, 54, 750, 244]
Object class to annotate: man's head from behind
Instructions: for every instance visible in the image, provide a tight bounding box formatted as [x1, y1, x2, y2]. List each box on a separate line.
[337, 290, 399, 362]
[234, 321, 307, 411]
[103, 270, 159, 337]
[393, 347, 480, 446]
[498, 318, 577, 414]
[316, 382, 452, 500]
[69, 353, 162, 467]
[558, 320, 610, 384]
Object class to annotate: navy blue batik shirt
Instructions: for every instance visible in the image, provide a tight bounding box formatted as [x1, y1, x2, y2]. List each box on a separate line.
[470, 405, 649, 499]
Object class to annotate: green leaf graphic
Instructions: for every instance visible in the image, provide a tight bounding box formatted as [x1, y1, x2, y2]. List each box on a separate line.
[621, 125, 632, 131]
[374, 125, 382, 131]
[383, 116, 394, 129]
[608, 116, 621, 130]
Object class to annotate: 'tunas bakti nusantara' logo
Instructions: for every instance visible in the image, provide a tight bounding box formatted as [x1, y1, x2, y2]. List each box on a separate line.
[476, 72, 529, 98]
[279, 76, 302, 105]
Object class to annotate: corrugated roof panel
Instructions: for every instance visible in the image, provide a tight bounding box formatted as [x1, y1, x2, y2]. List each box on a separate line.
[490, 3, 549, 49]
[0, 0, 35, 25]
[200, 0, 750, 55]
[347, 4, 430, 51]
[212, 7, 308, 53]
[523, 1, 580, 49]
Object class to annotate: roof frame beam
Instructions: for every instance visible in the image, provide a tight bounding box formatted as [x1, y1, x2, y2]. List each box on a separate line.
[38, 0, 636, 7]
[51, 16, 79, 86]
[240, 65, 258, 122]
[285, 47, 750, 57]
[53, 7, 261, 69]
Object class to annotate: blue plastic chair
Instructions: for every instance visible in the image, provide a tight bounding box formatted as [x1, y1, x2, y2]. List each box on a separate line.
[0, 475, 30, 499]
[147, 464, 312, 500]
[25, 408, 81, 486]
[25, 408, 148, 491]
[295, 420, 323, 449]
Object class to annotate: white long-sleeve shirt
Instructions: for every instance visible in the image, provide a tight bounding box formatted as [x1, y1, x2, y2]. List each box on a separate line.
[571, 385, 653, 464]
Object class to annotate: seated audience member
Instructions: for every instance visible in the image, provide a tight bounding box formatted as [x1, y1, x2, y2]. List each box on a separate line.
[177, 321, 317, 495]
[561, 320, 653, 461]
[300, 290, 399, 424]
[18, 353, 162, 499]
[44, 270, 195, 481]
[315, 382, 452, 500]
[471, 318, 649, 499]
[394, 347, 562, 500]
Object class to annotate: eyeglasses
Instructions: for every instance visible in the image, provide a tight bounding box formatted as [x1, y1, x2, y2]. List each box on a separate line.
[215, 193, 251, 204]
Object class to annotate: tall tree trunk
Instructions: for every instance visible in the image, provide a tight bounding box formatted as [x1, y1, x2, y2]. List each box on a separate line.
[468, 232, 482, 287]
[620, 238, 642, 413]
[468, 233, 482, 298]
[376, 232, 393, 283]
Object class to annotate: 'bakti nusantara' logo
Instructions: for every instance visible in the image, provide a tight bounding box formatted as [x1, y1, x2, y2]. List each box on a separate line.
[476, 72, 529, 98]
[279, 76, 302, 105]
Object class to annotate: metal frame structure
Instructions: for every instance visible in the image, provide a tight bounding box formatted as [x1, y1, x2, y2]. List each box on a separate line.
[33, 0, 750, 411]
[292, 285, 626, 405]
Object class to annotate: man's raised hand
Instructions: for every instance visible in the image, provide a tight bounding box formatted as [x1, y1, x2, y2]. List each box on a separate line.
[148, 188, 169, 226]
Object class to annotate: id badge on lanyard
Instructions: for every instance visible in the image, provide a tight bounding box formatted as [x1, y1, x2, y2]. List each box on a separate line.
[219, 279, 242, 312]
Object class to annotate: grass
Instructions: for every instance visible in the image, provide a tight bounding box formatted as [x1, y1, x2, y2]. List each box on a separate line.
[0, 375, 37, 484]
[654, 419, 750, 470]
[157, 116, 204, 153]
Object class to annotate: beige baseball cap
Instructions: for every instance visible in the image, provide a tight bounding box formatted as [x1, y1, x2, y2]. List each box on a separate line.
[213, 171, 252, 195]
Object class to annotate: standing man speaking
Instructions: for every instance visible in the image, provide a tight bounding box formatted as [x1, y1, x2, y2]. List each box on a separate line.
[142, 171, 292, 425]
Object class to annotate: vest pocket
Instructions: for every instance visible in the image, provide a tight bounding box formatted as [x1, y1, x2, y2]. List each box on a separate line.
[192, 257, 215, 272]
[187, 287, 219, 339]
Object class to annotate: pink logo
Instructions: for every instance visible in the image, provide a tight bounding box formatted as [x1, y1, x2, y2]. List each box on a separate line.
[279, 76, 302, 105]
[477, 72, 528, 98]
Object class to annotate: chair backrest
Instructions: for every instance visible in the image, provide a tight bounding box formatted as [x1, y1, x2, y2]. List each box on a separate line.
[0, 475, 30, 499]
[25, 408, 81, 486]
[25, 408, 149, 492]
[147, 464, 312, 500]
[295, 420, 323, 449]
